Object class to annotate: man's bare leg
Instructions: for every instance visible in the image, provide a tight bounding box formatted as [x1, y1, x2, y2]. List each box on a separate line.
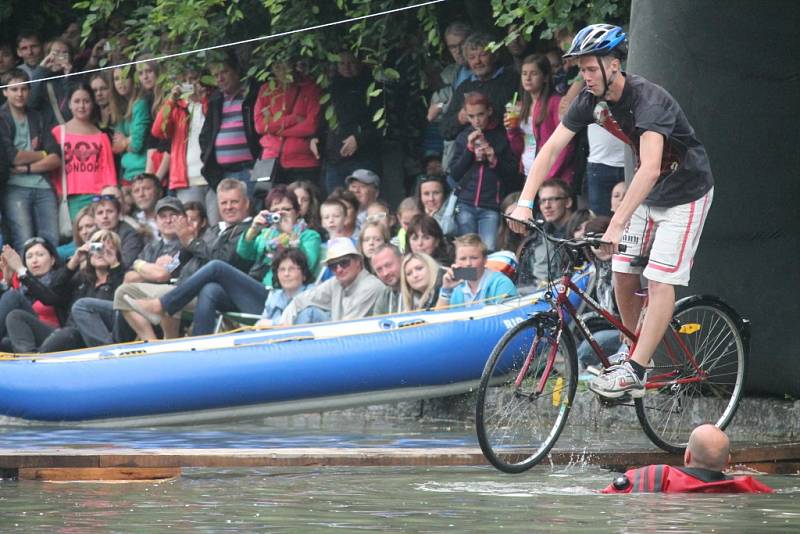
[161, 316, 181, 339]
[613, 271, 644, 339]
[122, 310, 158, 341]
[630, 279, 674, 367]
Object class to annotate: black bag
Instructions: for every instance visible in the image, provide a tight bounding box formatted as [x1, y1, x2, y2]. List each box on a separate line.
[252, 158, 277, 198]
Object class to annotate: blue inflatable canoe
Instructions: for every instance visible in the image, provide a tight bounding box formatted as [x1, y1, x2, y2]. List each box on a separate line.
[0, 267, 594, 426]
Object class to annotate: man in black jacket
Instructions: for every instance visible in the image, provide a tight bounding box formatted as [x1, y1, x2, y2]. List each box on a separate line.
[439, 32, 518, 142]
[199, 55, 260, 195]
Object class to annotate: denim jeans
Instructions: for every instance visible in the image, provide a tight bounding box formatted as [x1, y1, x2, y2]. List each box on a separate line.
[455, 202, 500, 251]
[295, 305, 331, 325]
[160, 260, 268, 335]
[71, 297, 115, 347]
[3, 185, 59, 251]
[586, 162, 625, 217]
[0, 289, 35, 338]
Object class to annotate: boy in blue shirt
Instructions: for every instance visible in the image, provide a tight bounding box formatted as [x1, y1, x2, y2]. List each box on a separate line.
[437, 233, 517, 306]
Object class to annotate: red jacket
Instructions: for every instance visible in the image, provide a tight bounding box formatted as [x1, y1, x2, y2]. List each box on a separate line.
[254, 76, 321, 169]
[602, 465, 774, 494]
[151, 97, 209, 190]
[507, 94, 575, 184]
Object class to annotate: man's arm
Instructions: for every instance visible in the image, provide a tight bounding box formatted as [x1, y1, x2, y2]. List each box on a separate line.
[600, 131, 663, 250]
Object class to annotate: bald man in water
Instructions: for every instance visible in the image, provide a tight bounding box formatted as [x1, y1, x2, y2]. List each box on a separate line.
[602, 425, 773, 493]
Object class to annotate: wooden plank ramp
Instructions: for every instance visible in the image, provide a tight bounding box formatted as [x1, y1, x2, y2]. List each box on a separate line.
[1, 443, 797, 481]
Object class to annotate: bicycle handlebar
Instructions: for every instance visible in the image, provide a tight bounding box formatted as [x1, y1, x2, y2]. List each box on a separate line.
[504, 214, 627, 253]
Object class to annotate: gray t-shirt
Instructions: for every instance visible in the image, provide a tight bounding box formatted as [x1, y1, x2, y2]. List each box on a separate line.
[8, 117, 50, 189]
[563, 73, 713, 207]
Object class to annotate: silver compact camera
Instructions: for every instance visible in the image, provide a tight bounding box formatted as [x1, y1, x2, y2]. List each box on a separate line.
[260, 211, 281, 224]
[89, 242, 104, 254]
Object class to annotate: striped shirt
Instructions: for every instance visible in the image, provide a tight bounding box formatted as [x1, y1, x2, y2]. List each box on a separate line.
[214, 96, 253, 167]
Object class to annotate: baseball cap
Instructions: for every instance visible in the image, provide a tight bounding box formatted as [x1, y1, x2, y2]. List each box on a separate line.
[345, 169, 380, 188]
[324, 237, 361, 264]
[155, 196, 185, 214]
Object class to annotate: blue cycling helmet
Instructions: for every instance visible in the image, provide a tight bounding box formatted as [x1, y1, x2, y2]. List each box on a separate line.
[563, 24, 628, 59]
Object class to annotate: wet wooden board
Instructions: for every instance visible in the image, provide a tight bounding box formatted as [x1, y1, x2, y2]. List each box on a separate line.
[17, 467, 181, 482]
[0, 442, 797, 477]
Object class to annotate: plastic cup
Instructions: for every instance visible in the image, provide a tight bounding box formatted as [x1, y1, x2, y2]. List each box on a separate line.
[505, 102, 521, 129]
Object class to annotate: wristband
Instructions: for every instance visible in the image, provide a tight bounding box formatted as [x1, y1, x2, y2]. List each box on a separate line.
[16, 267, 28, 278]
[439, 288, 453, 299]
[516, 198, 534, 209]
[40, 150, 48, 158]
[133, 260, 144, 273]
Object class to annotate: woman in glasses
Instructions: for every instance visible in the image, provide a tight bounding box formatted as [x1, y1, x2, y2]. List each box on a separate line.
[51, 82, 118, 219]
[126, 186, 321, 337]
[0, 238, 63, 350]
[5, 230, 124, 353]
[255, 248, 314, 327]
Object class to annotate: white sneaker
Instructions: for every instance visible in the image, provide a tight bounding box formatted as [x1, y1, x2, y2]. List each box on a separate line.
[588, 361, 646, 399]
[607, 351, 629, 366]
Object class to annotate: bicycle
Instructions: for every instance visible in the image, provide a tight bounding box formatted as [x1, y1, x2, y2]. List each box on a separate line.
[475, 218, 748, 473]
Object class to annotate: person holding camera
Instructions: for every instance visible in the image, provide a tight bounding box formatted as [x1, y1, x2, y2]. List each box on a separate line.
[436, 233, 517, 308]
[29, 38, 75, 128]
[5, 230, 124, 353]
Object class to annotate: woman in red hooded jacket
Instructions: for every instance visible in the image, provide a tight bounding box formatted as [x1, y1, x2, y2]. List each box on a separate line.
[253, 60, 322, 185]
[150, 70, 217, 221]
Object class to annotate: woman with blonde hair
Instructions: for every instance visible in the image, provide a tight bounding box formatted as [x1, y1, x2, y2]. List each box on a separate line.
[400, 252, 442, 311]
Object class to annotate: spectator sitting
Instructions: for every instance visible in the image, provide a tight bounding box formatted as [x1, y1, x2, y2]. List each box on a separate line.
[517, 178, 575, 287]
[449, 91, 519, 251]
[371, 243, 403, 314]
[346, 169, 380, 232]
[393, 197, 422, 252]
[236, 185, 322, 287]
[6, 230, 124, 353]
[0, 238, 63, 349]
[565, 208, 595, 241]
[415, 174, 455, 236]
[364, 200, 397, 236]
[358, 220, 390, 273]
[183, 201, 210, 242]
[407, 213, 452, 266]
[0, 68, 62, 251]
[57, 205, 97, 261]
[91, 193, 145, 269]
[114, 197, 189, 340]
[328, 188, 359, 239]
[401, 252, 443, 311]
[279, 237, 385, 325]
[287, 180, 323, 233]
[319, 197, 349, 242]
[602, 425, 773, 494]
[255, 248, 314, 327]
[495, 192, 522, 255]
[610, 180, 627, 214]
[437, 233, 517, 307]
[131, 172, 164, 241]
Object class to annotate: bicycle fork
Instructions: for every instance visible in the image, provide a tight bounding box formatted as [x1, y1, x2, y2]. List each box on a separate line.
[514, 313, 560, 398]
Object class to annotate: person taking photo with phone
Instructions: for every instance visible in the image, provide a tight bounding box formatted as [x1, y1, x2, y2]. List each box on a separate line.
[437, 233, 517, 307]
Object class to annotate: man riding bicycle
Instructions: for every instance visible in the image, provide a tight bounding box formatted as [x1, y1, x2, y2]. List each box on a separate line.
[509, 24, 714, 399]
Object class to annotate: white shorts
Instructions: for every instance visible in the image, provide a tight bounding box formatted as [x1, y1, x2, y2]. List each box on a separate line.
[612, 188, 713, 286]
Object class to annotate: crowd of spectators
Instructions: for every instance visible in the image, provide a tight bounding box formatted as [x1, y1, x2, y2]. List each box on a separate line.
[0, 19, 629, 356]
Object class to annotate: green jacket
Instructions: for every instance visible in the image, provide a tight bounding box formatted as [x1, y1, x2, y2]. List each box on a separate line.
[236, 223, 321, 288]
[119, 98, 152, 181]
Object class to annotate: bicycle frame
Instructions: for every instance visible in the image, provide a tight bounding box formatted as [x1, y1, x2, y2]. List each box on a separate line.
[530, 267, 709, 391]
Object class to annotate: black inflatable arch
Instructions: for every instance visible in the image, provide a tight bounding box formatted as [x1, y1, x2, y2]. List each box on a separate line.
[628, 0, 800, 396]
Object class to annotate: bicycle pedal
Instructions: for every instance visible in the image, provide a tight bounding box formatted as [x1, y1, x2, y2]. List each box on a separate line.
[596, 392, 633, 407]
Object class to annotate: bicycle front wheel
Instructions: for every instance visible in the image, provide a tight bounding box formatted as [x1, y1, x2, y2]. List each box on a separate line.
[476, 313, 578, 473]
[636, 296, 748, 453]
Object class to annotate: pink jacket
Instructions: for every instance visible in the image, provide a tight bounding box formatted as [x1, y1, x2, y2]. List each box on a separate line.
[507, 94, 575, 184]
[254, 76, 321, 169]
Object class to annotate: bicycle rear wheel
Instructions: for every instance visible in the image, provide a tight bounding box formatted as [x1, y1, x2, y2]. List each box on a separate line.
[476, 313, 578, 473]
[635, 296, 748, 453]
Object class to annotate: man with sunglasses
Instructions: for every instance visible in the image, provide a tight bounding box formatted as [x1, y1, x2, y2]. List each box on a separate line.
[509, 24, 714, 400]
[279, 237, 384, 325]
